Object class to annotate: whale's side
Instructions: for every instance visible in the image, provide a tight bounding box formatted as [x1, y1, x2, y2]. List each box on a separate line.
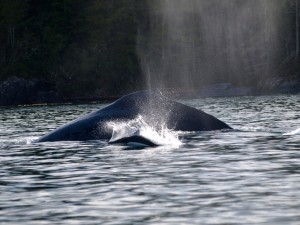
[37, 91, 232, 142]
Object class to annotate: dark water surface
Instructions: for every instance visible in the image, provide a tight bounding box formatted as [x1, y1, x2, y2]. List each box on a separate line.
[1, 94, 300, 224]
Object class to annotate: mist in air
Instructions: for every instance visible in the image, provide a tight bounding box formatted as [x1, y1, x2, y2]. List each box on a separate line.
[138, 0, 283, 90]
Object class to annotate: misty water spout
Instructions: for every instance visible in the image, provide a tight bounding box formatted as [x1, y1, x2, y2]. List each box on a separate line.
[138, 0, 282, 90]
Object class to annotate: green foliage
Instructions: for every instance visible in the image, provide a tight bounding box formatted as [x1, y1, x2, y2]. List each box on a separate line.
[0, 0, 145, 97]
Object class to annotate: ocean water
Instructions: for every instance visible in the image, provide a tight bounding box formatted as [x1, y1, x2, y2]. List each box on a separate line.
[0, 94, 300, 224]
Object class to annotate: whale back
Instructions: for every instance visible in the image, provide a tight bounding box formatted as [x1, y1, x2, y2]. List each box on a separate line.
[37, 91, 231, 142]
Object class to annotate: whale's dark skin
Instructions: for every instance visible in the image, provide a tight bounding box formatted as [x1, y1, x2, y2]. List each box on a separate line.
[37, 91, 232, 142]
[108, 135, 159, 147]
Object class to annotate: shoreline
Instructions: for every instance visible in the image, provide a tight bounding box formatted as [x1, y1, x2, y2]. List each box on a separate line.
[1, 77, 300, 107]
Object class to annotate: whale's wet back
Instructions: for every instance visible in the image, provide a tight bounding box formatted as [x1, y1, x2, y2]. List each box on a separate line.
[37, 91, 232, 142]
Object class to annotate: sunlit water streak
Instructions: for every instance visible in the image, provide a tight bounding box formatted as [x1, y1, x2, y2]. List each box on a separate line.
[0, 94, 300, 224]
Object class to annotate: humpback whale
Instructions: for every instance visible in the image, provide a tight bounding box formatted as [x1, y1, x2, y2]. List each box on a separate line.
[37, 91, 232, 143]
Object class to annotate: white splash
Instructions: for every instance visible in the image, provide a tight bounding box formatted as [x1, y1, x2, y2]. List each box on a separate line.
[283, 128, 300, 136]
[106, 115, 181, 147]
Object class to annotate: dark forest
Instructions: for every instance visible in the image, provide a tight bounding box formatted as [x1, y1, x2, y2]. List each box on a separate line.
[1, 0, 300, 105]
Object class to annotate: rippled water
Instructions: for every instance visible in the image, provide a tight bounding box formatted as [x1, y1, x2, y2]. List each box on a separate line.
[1, 94, 300, 224]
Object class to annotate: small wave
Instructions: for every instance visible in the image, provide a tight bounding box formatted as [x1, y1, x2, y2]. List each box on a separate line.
[283, 128, 300, 136]
[106, 115, 181, 147]
[0, 136, 38, 146]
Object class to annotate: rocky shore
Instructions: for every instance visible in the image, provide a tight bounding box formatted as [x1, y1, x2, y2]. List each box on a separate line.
[0, 76, 119, 106]
[1, 76, 300, 106]
[0, 77, 60, 106]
